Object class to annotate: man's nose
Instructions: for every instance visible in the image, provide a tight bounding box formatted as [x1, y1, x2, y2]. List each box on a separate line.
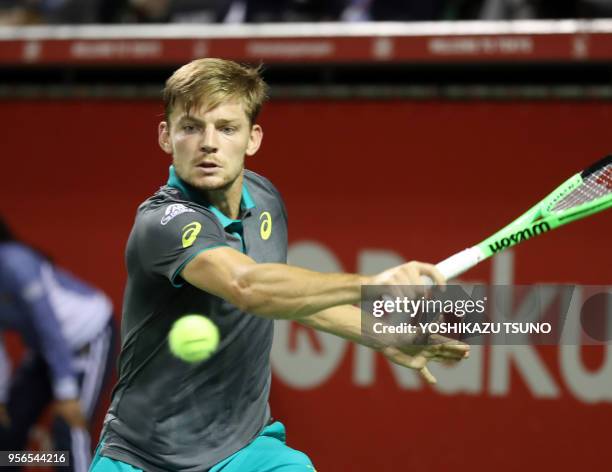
[200, 126, 218, 154]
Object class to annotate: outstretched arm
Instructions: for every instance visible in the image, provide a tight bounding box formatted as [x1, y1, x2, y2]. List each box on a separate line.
[182, 247, 445, 320]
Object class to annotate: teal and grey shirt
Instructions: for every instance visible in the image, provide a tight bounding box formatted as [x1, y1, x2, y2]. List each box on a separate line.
[99, 166, 288, 472]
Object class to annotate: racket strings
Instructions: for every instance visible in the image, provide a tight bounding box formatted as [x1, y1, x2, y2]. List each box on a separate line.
[552, 163, 612, 212]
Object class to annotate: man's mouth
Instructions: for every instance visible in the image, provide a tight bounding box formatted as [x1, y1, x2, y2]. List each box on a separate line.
[197, 162, 219, 169]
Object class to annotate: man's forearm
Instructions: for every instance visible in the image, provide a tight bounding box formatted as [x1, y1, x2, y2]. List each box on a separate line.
[234, 263, 368, 319]
[182, 247, 443, 322]
[298, 305, 388, 351]
[182, 250, 369, 320]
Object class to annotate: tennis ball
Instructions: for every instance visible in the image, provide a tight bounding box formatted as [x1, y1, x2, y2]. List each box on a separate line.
[168, 314, 220, 363]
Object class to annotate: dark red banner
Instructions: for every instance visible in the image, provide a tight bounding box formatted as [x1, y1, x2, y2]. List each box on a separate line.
[1, 25, 612, 65]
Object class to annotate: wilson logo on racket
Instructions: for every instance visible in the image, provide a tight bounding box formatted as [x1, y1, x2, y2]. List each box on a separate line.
[488, 221, 551, 254]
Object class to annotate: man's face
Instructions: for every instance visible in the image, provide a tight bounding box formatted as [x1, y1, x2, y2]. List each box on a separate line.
[158, 99, 262, 192]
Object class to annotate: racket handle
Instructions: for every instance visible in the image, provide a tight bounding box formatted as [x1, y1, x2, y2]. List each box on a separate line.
[420, 275, 435, 287]
[420, 247, 485, 286]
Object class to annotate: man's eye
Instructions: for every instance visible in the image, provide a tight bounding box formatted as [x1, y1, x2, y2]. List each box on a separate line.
[221, 127, 236, 135]
[182, 124, 196, 132]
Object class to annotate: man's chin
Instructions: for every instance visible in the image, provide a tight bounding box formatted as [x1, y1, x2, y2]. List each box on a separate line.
[189, 177, 227, 192]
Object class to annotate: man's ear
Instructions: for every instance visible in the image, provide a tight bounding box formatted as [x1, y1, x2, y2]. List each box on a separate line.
[158, 122, 172, 154]
[246, 124, 263, 157]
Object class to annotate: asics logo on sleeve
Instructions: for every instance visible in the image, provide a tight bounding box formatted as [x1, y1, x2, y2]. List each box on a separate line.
[182, 222, 202, 248]
[259, 211, 272, 240]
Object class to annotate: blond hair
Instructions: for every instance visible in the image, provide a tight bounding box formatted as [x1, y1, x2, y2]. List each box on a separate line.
[163, 58, 268, 125]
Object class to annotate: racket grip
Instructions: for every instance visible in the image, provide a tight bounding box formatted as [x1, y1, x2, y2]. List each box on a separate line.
[420, 275, 435, 287]
[420, 247, 484, 286]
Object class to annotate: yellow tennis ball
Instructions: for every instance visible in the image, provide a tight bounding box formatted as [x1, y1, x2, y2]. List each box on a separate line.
[168, 315, 220, 363]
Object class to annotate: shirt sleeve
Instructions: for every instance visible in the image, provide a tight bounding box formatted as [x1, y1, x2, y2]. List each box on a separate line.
[137, 204, 229, 287]
[7, 256, 78, 400]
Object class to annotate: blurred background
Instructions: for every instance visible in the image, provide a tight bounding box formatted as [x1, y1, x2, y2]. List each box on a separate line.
[1, 1, 612, 471]
[2, 0, 612, 24]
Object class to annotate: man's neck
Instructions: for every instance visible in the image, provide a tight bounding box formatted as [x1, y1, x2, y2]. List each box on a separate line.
[206, 175, 243, 220]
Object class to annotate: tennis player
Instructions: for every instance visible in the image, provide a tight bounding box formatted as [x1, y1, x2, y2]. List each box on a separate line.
[90, 58, 469, 472]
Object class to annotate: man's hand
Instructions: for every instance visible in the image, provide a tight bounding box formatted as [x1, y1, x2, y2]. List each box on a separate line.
[0, 403, 10, 427]
[53, 399, 86, 429]
[367, 261, 468, 382]
[381, 334, 470, 384]
[369, 261, 446, 298]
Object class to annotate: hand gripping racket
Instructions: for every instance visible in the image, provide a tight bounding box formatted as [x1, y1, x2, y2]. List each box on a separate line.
[425, 155, 612, 283]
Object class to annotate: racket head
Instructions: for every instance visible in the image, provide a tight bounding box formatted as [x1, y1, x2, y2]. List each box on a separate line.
[477, 155, 612, 258]
[543, 154, 612, 223]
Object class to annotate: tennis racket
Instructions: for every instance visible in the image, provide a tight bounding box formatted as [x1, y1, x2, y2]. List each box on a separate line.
[425, 155, 612, 283]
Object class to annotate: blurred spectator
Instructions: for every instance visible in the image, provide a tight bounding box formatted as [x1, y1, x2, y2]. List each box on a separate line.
[0, 0, 102, 24]
[340, 0, 370, 21]
[100, 0, 229, 23]
[127, 0, 171, 21]
[0, 0, 42, 24]
[100, 0, 170, 22]
[480, 0, 612, 19]
[100, 0, 343, 23]
[480, 0, 536, 19]
[341, 0, 447, 21]
[0, 216, 117, 472]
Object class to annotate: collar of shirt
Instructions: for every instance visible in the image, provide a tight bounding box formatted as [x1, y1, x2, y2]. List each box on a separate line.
[166, 165, 255, 231]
